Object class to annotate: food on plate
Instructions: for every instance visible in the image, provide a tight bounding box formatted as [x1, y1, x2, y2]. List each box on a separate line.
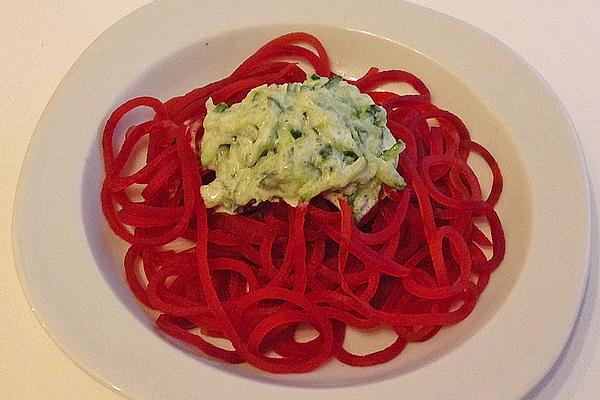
[101, 32, 505, 373]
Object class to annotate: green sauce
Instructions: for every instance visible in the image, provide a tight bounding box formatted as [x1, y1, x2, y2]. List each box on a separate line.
[200, 75, 405, 220]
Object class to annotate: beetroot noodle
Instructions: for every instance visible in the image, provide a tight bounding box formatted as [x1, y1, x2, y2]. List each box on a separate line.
[101, 32, 505, 373]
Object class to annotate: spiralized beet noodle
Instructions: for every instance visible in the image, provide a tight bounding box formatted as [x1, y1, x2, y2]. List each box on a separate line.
[101, 32, 505, 373]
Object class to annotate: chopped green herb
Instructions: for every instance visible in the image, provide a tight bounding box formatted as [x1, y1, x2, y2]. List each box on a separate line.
[320, 144, 333, 158]
[343, 150, 358, 162]
[290, 129, 303, 139]
[368, 104, 380, 115]
[214, 102, 228, 112]
[217, 144, 230, 157]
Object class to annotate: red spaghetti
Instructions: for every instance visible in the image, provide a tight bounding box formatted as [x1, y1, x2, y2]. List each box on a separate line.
[101, 32, 505, 373]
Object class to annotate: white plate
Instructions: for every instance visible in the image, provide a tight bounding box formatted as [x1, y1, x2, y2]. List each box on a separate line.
[13, 0, 590, 399]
